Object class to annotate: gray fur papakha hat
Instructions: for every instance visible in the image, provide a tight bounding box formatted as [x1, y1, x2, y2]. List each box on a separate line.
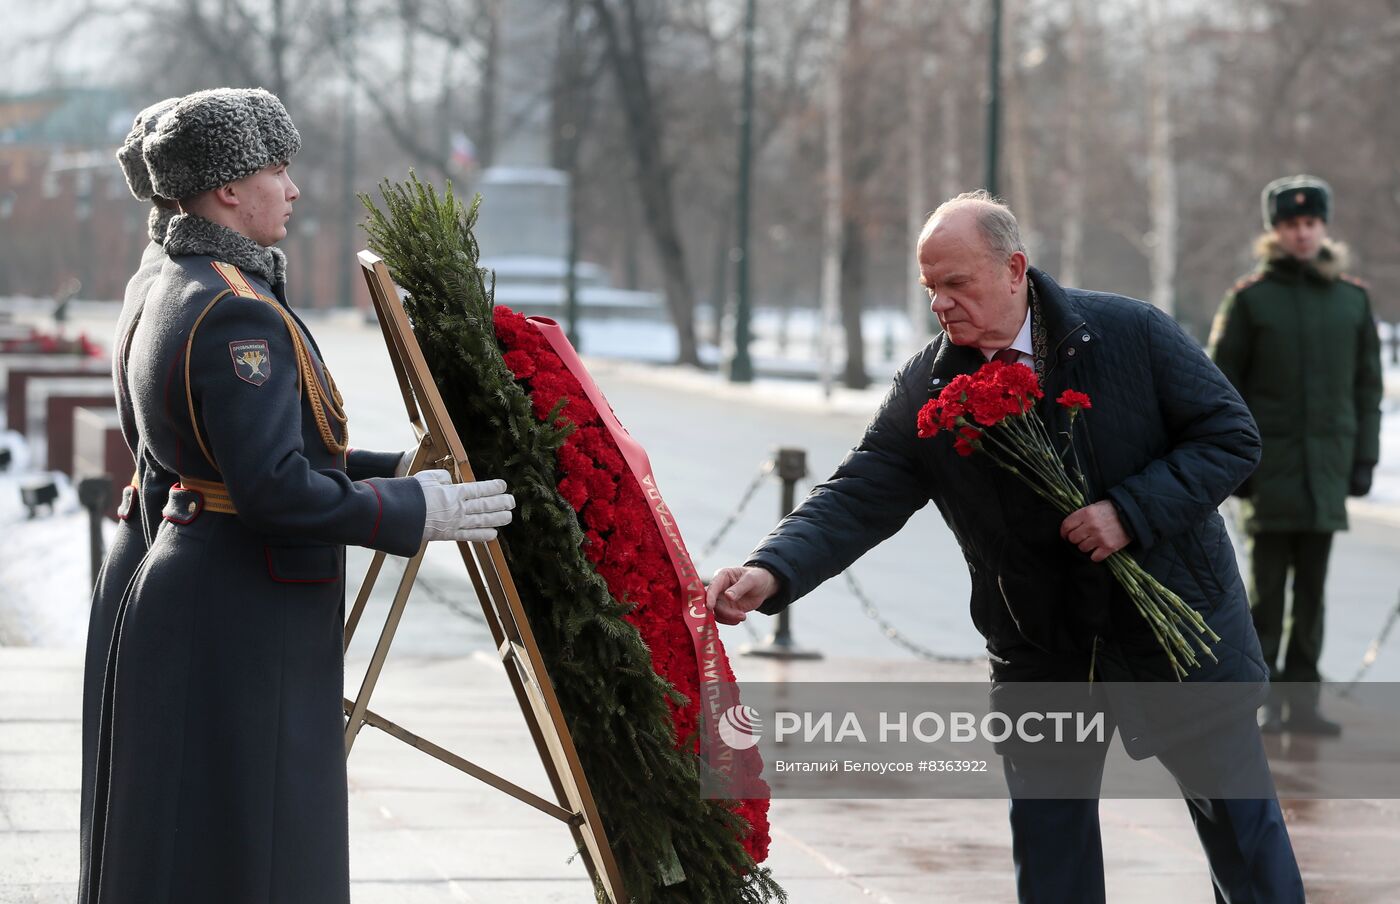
[143, 87, 301, 201]
[116, 96, 181, 201]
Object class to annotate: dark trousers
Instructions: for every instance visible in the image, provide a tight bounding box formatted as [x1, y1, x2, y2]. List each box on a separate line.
[1248, 532, 1333, 700]
[1003, 712, 1304, 903]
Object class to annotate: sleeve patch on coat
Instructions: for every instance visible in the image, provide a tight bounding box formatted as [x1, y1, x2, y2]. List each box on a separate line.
[230, 339, 272, 386]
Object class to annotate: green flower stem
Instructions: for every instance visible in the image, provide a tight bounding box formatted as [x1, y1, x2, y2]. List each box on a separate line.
[977, 418, 1083, 505]
[951, 408, 1219, 679]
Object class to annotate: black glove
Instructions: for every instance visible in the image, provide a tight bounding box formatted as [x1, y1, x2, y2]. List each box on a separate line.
[1349, 463, 1375, 497]
[1231, 477, 1254, 500]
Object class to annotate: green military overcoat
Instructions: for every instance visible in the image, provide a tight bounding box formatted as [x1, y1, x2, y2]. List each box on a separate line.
[1209, 235, 1383, 533]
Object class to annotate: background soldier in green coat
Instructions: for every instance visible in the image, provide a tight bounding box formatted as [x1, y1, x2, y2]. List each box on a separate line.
[1210, 175, 1384, 735]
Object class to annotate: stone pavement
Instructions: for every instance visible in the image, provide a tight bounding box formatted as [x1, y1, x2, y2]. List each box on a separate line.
[3, 648, 1400, 903]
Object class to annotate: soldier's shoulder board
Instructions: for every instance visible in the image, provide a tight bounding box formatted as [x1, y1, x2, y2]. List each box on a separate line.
[1339, 273, 1371, 292]
[211, 261, 261, 300]
[1230, 273, 1265, 295]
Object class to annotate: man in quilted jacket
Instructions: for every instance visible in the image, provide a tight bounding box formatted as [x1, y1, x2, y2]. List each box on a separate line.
[709, 191, 1304, 903]
[1210, 175, 1384, 736]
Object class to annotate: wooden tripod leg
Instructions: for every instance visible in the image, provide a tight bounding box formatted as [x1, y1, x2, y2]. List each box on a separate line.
[461, 541, 627, 902]
[345, 542, 427, 754]
[456, 541, 581, 821]
[455, 542, 575, 812]
[344, 550, 386, 651]
[345, 436, 437, 653]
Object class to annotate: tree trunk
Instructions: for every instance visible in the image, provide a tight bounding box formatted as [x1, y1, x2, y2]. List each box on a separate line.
[338, 0, 359, 309]
[709, 205, 732, 347]
[1145, 0, 1176, 315]
[270, 0, 289, 102]
[817, 7, 845, 398]
[935, 1, 964, 205]
[478, 0, 499, 168]
[905, 0, 932, 350]
[1059, 0, 1086, 288]
[838, 0, 869, 389]
[839, 226, 869, 389]
[1003, 0, 1035, 240]
[591, 0, 700, 366]
[940, 74, 961, 202]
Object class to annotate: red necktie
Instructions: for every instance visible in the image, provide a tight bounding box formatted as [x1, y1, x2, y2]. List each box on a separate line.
[992, 348, 1020, 365]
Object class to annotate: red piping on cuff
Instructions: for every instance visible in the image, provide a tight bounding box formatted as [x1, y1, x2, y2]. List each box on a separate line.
[368, 481, 384, 544]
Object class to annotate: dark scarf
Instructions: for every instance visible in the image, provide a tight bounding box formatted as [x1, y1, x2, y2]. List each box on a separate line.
[1026, 276, 1050, 379]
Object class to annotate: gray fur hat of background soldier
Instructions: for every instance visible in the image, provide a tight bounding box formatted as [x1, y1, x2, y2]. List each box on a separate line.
[115, 97, 181, 201]
[1261, 174, 1332, 228]
[143, 88, 301, 202]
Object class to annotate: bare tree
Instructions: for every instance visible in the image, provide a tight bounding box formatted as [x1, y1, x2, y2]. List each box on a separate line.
[1003, 0, 1036, 243]
[590, 0, 701, 366]
[1144, 0, 1177, 315]
[817, 3, 846, 397]
[330, 0, 497, 180]
[904, 0, 933, 350]
[1058, 0, 1087, 288]
[837, 0, 872, 389]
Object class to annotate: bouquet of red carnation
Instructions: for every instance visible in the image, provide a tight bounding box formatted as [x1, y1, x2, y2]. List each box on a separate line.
[916, 360, 1218, 679]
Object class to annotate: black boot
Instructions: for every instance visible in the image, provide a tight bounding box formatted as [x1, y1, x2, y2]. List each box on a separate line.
[1285, 707, 1342, 737]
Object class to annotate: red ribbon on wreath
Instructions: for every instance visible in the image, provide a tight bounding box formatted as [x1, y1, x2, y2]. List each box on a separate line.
[494, 308, 771, 862]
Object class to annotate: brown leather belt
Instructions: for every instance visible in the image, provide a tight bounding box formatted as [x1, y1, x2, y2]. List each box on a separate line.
[178, 476, 238, 515]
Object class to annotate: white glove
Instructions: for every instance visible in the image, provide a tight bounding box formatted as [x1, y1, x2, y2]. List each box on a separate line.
[394, 449, 414, 478]
[414, 469, 514, 543]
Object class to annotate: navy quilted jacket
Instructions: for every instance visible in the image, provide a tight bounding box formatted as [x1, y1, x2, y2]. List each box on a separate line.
[748, 268, 1267, 689]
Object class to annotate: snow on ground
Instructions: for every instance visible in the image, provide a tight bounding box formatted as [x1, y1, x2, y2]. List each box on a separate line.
[0, 437, 111, 648]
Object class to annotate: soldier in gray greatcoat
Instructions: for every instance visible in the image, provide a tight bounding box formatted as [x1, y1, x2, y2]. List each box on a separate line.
[82, 87, 515, 904]
[79, 95, 183, 904]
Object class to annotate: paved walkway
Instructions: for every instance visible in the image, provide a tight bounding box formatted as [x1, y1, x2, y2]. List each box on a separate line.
[3, 648, 1399, 902]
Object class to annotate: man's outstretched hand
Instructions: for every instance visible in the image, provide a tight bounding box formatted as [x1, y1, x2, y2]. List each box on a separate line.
[1060, 500, 1130, 563]
[706, 565, 778, 625]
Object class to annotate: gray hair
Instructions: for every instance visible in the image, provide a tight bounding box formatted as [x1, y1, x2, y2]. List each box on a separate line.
[922, 190, 1027, 259]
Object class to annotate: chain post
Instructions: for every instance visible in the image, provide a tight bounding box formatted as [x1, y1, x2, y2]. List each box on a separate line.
[77, 474, 113, 592]
[744, 447, 823, 660]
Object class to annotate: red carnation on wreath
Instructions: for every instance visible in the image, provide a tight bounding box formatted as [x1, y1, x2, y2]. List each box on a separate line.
[491, 305, 772, 863]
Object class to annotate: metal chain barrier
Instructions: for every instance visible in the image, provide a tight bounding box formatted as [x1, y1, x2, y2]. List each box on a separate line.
[1341, 588, 1400, 695]
[845, 569, 983, 664]
[695, 458, 780, 644]
[697, 458, 776, 560]
[421, 450, 984, 662]
[700, 453, 983, 660]
[414, 565, 487, 626]
[417, 468, 1391, 674]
